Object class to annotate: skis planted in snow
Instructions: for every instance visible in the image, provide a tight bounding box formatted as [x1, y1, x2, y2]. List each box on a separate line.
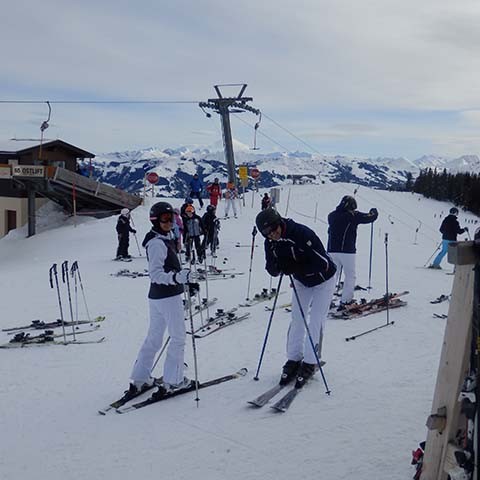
[116, 368, 248, 414]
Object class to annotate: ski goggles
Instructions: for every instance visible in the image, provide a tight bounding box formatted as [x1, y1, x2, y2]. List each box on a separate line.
[159, 213, 174, 223]
[260, 223, 280, 237]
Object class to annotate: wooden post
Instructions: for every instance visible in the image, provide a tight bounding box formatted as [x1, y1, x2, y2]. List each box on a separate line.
[421, 241, 480, 479]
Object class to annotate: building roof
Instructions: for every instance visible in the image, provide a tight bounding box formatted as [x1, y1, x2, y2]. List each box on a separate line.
[0, 139, 95, 158]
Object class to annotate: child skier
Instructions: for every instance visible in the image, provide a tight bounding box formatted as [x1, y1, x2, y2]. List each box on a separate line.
[202, 205, 220, 257]
[184, 205, 205, 263]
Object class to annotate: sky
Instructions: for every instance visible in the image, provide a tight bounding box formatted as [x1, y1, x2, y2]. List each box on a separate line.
[2, 0, 480, 159]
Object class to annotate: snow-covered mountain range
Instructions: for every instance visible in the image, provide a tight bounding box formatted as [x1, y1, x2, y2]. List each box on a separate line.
[85, 143, 480, 196]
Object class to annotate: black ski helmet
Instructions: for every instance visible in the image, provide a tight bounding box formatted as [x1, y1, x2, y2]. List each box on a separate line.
[256, 208, 282, 236]
[339, 195, 357, 211]
[449, 207, 459, 215]
[206, 204, 216, 213]
[149, 201, 174, 225]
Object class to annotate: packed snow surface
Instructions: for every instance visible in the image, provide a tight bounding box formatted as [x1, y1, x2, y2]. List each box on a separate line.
[0, 183, 477, 480]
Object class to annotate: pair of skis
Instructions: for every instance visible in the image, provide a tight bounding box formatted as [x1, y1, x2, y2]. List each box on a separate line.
[99, 368, 248, 415]
[2, 315, 106, 333]
[192, 313, 251, 338]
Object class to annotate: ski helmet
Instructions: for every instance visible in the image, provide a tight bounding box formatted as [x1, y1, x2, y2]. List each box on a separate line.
[256, 208, 282, 237]
[449, 207, 459, 215]
[339, 195, 357, 211]
[149, 202, 174, 225]
[121, 208, 130, 216]
[206, 205, 216, 213]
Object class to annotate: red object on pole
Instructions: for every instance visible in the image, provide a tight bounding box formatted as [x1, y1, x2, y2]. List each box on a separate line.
[146, 172, 159, 184]
[250, 168, 260, 179]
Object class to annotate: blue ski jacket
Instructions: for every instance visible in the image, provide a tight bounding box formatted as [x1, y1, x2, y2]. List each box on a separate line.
[327, 207, 378, 254]
[189, 177, 203, 193]
[263, 219, 336, 287]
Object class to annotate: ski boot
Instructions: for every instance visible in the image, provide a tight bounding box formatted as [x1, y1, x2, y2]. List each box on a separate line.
[279, 360, 301, 386]
[295, 362, 316, 388]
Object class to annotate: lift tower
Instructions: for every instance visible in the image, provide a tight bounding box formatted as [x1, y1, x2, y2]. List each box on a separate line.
[199, 84, 260, 185]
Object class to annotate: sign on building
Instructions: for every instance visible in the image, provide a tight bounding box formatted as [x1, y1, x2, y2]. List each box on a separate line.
[12, 165, 45, 177]
[0, 166, 12, 179]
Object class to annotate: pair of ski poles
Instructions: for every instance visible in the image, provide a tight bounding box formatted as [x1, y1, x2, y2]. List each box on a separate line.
[49, 260, 91, 343]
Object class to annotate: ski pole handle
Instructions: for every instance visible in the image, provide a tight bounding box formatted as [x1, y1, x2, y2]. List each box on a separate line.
[70, 260, 78, 277]
[49, 264, 57, 288]
[61, 260, 68, 283]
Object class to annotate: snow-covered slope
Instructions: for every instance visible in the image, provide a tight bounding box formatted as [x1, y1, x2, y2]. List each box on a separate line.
[0, 184, 478, 480]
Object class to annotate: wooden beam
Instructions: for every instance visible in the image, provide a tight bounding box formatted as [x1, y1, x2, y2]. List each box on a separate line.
[448, 241, 480, 266]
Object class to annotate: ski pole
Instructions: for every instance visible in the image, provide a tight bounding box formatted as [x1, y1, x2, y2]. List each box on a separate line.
[368, 222, 374, 290]
[289, 276, 331, 395]
[61, 261, 76, 341]
[152, 337, 171, 372]
[423, 243, 441, 267]
[345, 233, 394, 342]
[70, 263, 79, 329]
[335, 266, 343, 296]
[245, 226, 258, 300]
[49, 264, 67, 344]
[70, 261, 91, 322]
[186, 284, 200, 406]
[129, 214, 142, 257]
[253, 274, 284, 380]
[203, 254, 210, 319]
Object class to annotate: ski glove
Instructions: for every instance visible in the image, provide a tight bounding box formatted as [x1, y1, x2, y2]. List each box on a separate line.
[174, 269, 191, 284]
[131, 229, 137, 234]
[187, 282, 200, 296]
[369, 208, 378, 215]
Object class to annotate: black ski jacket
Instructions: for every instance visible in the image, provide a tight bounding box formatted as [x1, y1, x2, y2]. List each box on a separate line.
[439, 214, 465, 241]
[264, 219, 336, 287]
[327, 207, 378, 254]
[116, 215, 135, 236]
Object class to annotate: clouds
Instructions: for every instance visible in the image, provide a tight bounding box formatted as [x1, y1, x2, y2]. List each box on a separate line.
[1, 0, 480, 157]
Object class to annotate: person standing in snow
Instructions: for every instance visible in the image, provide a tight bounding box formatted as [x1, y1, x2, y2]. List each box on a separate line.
[189, 173, 204, 209]
[256, 208, 337, 388]
[127, 201, 197, 396]
[224, 182, 238, 218]
[183, 205, 205, 263]
[261, 192, 271, 210]
[429, 207, 468, 269]
[327, 195, 378, 308]
[206, 177, 222, 207]
[116, 208, 136, 260]
[202, 205, 220, 256]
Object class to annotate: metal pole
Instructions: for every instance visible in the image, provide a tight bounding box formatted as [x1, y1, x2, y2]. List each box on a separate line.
[253, 275, 284, 380]
[368, 222, 374, 290]
[70, 261, 91, 322]
[61, 261, 76, 341]
[246, 226, 258, 300]
[186, 286, 200, 406]
[49, 264, 67, 343]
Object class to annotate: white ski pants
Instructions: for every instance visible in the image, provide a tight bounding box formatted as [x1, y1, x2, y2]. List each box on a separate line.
[131, 294, 186, 386]
[225, 198, 237, 217]
[287, 276, 336, 365]
[329, 252, 356, 303]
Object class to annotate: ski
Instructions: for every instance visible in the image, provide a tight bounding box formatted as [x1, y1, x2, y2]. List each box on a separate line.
[193, 313, 251, 338]
[248, 361, 325, 408]
[239, 289, 284, 307]
[116, 368, 248, 414]
[190, 298, 218, 317]
[98, 378, 163, 415]
[329, 291, 409, 319]
[0, 337, 106, 349]
[430, 294, 449, 304]
[2, 315, 106, 333]
[194, 272, 244, 282]
[433, 313, 448, 319]
[270, 373, 318, 413]
[187, 308, 238, 335]
[264, 302, 292, 312]
[248, 384, 286, 408]
[111, 269, 148, 278]
[6, 324, 100, 341]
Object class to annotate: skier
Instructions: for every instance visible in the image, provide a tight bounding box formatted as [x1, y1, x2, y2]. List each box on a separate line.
[184, 205, 205, 263]
[189, 173, 204, 209]
[256, 208, 337, 388]
[429, 207, 468, 269]
[128, 201, 197, 396]
[327, 196, 378, 308]
[172, 208, 183, 253]
[224, 182, 238, 218]
[261, 192, 271, 210]
[206, 177, 222, 207]
[202, 205, 220, 256]
[115, 208, 137, 260]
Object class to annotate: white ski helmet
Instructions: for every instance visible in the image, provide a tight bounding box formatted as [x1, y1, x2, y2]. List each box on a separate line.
[121, 208, 130, 216]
